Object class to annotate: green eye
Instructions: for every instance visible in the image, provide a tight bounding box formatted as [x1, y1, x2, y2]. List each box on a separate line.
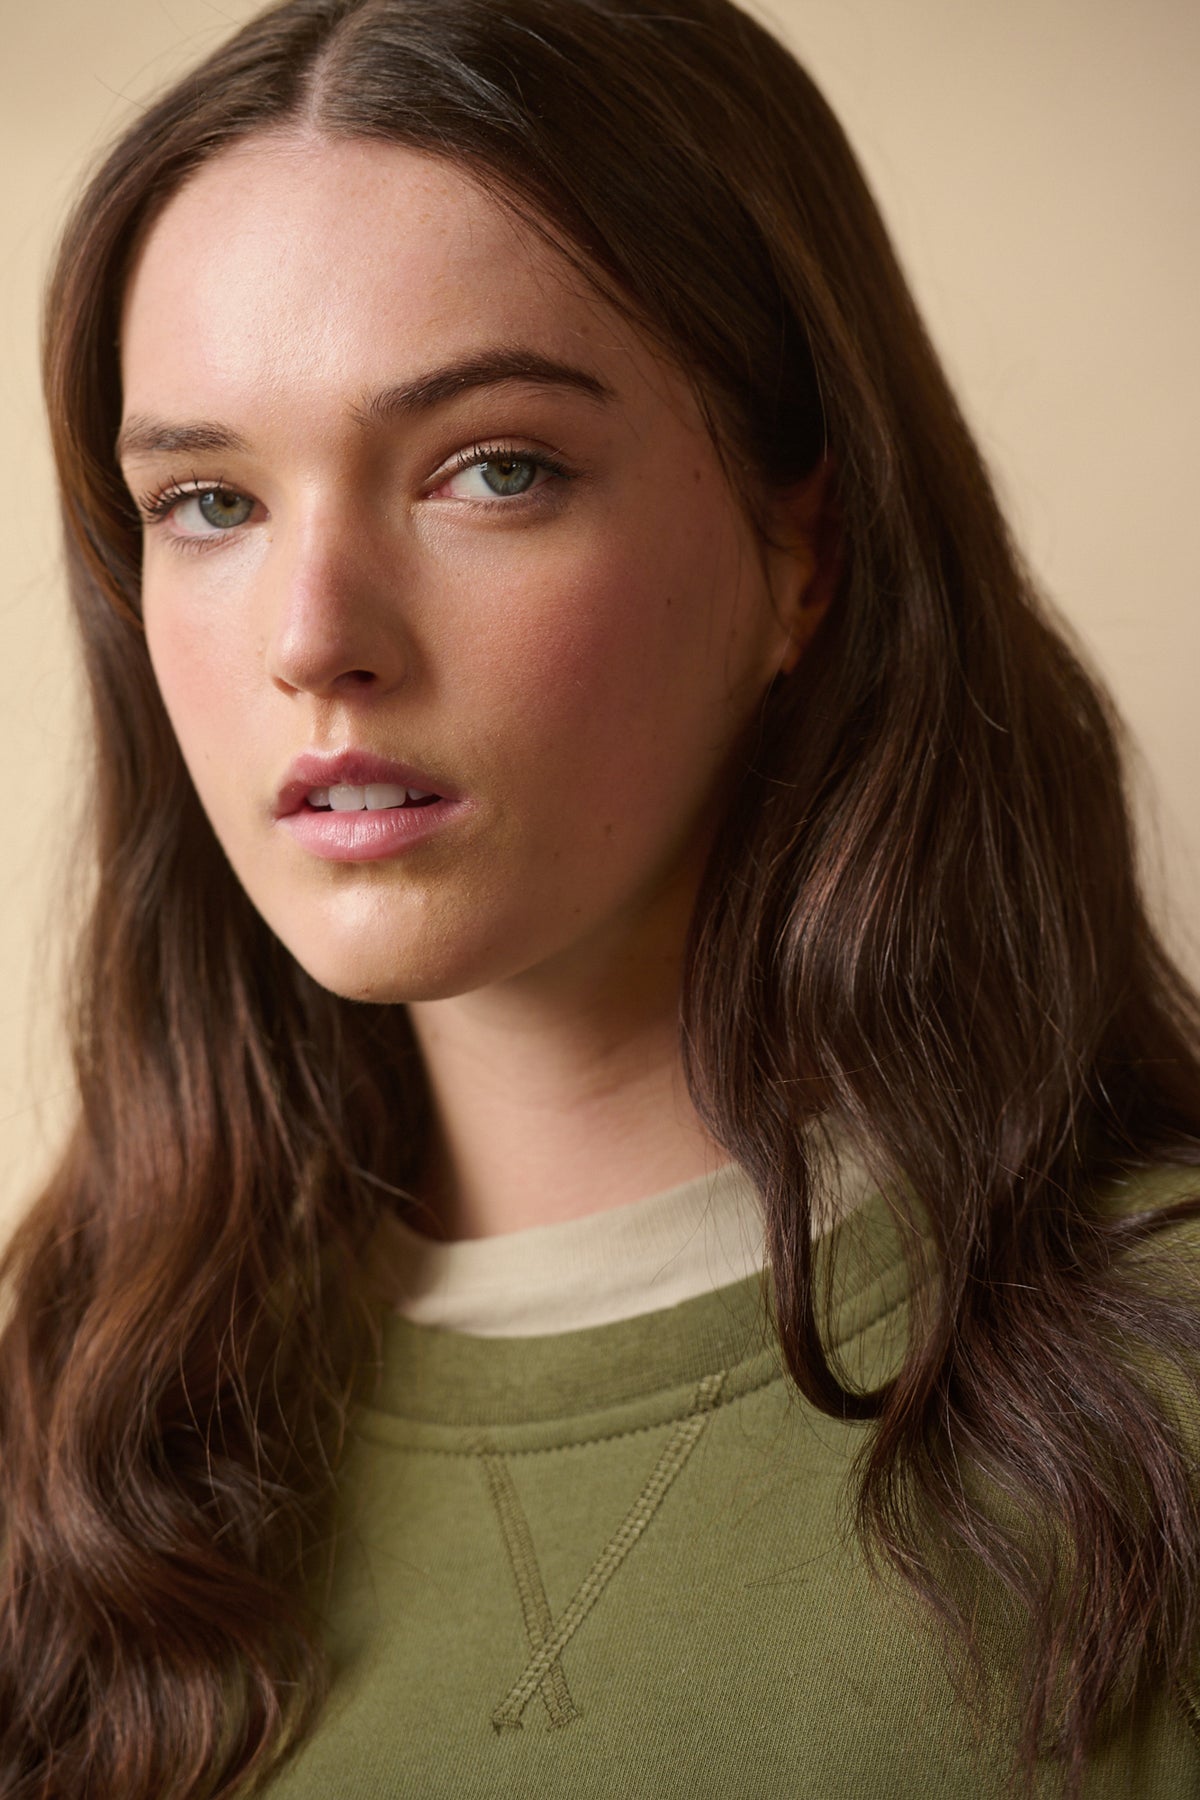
[197, 488, 254, 529]
[478, 458, 538, 497]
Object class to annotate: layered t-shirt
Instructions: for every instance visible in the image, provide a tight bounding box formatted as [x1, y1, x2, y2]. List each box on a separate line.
[266, 1164, 1200, 1797]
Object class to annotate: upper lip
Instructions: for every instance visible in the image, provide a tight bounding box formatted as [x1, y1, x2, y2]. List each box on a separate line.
[274, 750, 454, 817]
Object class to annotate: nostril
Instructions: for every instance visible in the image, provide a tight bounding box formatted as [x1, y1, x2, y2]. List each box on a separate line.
[343, 669, 376, 686]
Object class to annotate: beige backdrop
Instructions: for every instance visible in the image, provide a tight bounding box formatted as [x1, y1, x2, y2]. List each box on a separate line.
[2, 0, 1197, 1228]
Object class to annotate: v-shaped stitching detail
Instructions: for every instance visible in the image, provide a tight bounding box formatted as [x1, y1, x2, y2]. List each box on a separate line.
[477, 1370, 727, 1732]
[479, 1448, 579, 1728]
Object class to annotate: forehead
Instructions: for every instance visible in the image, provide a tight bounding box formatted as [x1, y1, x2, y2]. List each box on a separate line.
[120, 130, 669, 424]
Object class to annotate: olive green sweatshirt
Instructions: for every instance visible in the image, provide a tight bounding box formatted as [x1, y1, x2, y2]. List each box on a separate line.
[266, 1168, 1200, 1798]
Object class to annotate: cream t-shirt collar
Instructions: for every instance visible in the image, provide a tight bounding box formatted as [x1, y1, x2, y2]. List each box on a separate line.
[377, 1152, 868, 1338]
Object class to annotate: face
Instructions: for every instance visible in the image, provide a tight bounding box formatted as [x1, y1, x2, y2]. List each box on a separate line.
[119, 132, 822, 1004]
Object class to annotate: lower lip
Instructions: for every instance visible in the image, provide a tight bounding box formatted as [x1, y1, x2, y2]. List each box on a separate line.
[278, 798, 467, 862]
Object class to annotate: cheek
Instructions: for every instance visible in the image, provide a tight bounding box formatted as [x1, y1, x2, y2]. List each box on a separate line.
[457, 498, 770, 783]
[144, 590, 261, 807]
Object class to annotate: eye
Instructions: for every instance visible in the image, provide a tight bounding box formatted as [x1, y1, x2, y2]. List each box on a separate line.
[176, 488, 255, 533]
[438, 448, 565, 502]
[137, 479, 260, 542]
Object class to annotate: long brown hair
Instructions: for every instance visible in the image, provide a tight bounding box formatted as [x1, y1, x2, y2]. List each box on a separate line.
[5, 0, 1200, 1793]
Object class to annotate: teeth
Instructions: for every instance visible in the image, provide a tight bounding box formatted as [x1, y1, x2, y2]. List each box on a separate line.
[310, 782, 413, 811]
[328, 785, 366, 812]
[305, 781, 433, 811]
[365, 783, 409, 810]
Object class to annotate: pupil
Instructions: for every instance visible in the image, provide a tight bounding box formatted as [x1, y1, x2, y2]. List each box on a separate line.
[482, 458, 535, 496]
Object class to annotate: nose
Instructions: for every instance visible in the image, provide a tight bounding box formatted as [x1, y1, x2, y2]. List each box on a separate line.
[265, 504, 412, 700]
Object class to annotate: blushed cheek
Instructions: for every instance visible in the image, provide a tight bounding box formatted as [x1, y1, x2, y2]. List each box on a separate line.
[485, 568, 683, 776]
[145, 602, 261, 826]
[495, 516, 758, 760]
[464, 582, 746, 911]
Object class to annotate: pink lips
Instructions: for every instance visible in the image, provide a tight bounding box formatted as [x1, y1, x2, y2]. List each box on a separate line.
[274, 750, 468, 863]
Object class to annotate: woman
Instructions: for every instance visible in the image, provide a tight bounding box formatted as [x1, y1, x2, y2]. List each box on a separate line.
[3, 0, 1198, 1793]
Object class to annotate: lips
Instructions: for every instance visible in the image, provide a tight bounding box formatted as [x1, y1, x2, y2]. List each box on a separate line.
[274, 750, 455, 820]
[274, 748, 469, 864]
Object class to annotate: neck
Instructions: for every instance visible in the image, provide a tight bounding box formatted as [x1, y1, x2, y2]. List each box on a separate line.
[405, 904, 723, 1242]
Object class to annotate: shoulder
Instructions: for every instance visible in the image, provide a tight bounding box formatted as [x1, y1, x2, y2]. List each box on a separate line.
[1099, 1160, 1200, 1216]
[1094, 1161, 1200, 1284]
[1087, 1162, 1200, 1380]
[1096, 1164, 1200, 1729]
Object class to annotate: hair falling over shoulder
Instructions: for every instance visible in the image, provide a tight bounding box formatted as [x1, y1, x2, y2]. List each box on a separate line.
[5, 0, 1200, 1793]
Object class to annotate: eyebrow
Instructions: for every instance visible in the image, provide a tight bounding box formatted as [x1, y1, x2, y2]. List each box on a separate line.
[115, 419, 249, 462]
[116, 349, 615, 462]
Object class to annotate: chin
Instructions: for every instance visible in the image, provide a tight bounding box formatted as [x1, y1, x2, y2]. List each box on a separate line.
[259, 886, 586, 1005]
[274, 920, 493, 1006]
[252, 882, 477, 1004]
[286, 948, 452, 1006]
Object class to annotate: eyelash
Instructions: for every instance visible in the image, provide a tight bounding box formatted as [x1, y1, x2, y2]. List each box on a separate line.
[443, 441, 572, 493]
[135, 478, 223, 527]
[134, 441, 574, 551]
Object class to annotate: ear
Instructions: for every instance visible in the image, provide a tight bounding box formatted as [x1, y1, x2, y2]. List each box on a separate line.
[761, 456, 841, 676]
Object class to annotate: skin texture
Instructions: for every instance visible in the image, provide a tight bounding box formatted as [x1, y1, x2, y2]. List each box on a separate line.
[119, 132, 831, 1236]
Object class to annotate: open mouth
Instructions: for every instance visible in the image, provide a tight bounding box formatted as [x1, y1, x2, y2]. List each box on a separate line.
[304, 784, 442, 813]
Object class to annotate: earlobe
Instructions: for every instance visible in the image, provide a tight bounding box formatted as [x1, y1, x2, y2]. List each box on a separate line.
[768, 455, 841, 676]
